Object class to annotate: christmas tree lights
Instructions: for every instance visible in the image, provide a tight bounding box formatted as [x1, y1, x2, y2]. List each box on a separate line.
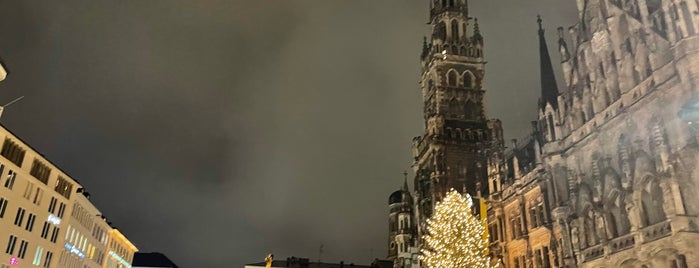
[420, 189, 496, 268]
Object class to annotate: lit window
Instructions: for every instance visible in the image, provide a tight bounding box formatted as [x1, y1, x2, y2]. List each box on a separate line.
[33, 246, 44, 265]
[4, 170, 16, 189]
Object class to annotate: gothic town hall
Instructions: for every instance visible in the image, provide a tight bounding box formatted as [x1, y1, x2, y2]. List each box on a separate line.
[386, 0, 699, 267]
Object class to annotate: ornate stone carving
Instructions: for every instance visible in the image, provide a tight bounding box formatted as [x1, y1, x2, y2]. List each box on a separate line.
[625, 194, 641, 231]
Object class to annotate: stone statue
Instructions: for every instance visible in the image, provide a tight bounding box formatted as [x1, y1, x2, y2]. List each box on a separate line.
[435, 115, 445, 135]
[625, 194, 641, 231]
[585, 211, 598, 246]
[595, 211, 607, 241]
[571, 224, 580, 251]
[265, 254, 274, 268]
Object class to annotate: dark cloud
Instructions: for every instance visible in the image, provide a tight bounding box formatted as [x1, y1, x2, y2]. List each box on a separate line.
[0, 1, 577, 266]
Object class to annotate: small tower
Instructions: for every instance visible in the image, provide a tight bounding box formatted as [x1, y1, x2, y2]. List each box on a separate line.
[387, 172, 416, 263]
[537, 16, 561, 143]
[538, 15, 560, 112]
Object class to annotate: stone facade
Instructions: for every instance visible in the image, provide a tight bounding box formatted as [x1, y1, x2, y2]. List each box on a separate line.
[388, 0, 699, 267]
[488, 0, 699, 267]
[387, 0, 504, 267]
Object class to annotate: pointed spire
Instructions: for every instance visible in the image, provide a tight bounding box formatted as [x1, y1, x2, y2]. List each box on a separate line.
[537, 15, 560, 111]
[472, 18, 483, 44]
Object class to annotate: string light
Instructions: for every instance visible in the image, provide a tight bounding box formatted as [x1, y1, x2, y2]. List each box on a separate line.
[419, 189, 495, 268]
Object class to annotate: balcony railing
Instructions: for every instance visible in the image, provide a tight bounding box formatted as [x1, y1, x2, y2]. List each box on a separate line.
[582, 244, 605, 262]
[609, 233, 635, 253]
[641, 219, 672, 243]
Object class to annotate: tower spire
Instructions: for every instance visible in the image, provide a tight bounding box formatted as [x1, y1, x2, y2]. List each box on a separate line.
[537, 15, 559, 111]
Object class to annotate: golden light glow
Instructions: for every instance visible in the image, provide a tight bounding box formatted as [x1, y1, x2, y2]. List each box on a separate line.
[419, 189, 495, 268]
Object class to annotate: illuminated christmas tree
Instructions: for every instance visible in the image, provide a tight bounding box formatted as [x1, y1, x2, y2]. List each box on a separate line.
[420, 189, 496, 268]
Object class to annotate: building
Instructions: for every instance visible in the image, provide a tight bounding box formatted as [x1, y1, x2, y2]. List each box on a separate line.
[57, 189, 111, 268]
[531, 0, 699, 266]
[104, 229, 138, 268]
[388, 0, 699, 267]
[0, 66, 138, 267]
[386, 0, 504, 267]
[484, 17, 561, 268]
[0, 124, 74, 268]
[245, 257, 371, 268]
[132, 252, 178, 268]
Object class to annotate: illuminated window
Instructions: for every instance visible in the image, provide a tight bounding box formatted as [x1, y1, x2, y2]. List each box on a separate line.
[54, 177, 73, 199]
[4, 170, 16, 189]
[33, 246, 44, 265]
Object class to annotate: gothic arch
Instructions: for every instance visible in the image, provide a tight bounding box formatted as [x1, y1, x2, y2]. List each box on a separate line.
[578, 183, 593, 214]
[435, 21, 447, 41]
[633, 150, 656, 181]
[602, 169, 630, 236]
[447, 69, 458, 86]
[462, 71, 475, 88]
[639, 175, 667, 226]
[551, 165, 570, 204]
[451, 19, 459, 40]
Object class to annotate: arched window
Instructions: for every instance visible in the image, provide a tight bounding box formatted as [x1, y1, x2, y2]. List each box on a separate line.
[462, 71, 473, 88]
[449, 0, 455, 7]
[441, 0, 447, 8]
[451, 20, 459, 40]
[447, 70, 458, 86]
[436, 21, 447, 40]
[641, 178, 666, 226]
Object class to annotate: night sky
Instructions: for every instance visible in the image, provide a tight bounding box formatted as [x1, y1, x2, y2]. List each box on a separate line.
[0, 1, 577, 267]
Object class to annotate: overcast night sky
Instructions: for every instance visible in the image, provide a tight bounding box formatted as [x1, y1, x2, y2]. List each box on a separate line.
[0, 1, 578, 267]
